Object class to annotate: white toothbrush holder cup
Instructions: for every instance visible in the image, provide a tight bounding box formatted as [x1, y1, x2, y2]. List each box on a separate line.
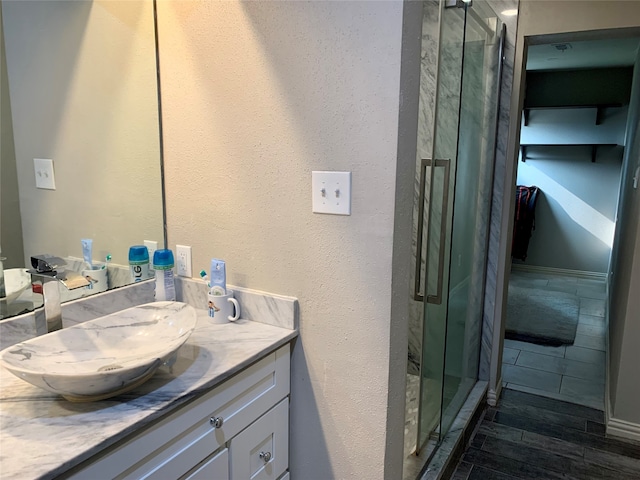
[81, 266, 108, 293]
[207, 290, 240, 324]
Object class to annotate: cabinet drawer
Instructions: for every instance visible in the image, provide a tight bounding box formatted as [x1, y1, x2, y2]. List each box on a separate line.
[68, 344, 290, 480]
[183, 448, 229, 480]
[229, 398, 289, 480]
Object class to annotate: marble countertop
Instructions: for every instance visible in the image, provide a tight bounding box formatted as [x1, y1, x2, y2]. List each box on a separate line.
[0, 309, 297, 480]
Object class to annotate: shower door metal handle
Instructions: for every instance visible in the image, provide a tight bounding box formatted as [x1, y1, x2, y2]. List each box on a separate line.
[413, 158, 430, 302]
[413, 158, 450, 305]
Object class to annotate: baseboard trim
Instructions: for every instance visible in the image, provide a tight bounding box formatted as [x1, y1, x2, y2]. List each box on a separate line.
[511, 264, 607, 280]
[607, 417, 640, 442]
[487, 380, 502, 407]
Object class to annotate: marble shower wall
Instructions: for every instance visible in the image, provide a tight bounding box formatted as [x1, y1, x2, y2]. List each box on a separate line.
[407, 1, 469, 378]
[454, 3, 506, 381]
[408, 0, 440, 376]
[479, 0, 519, 382]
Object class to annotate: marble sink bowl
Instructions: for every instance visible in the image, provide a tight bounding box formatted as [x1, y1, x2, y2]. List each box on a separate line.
[1, 268, 31, 304]
[0, 301, 197, 402]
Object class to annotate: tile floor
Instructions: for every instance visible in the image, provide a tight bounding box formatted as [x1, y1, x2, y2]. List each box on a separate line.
[452, 389, 640, 479]
[502, 270, 607, 410]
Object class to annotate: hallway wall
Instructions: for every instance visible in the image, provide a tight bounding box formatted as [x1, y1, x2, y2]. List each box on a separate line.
[609, 46, 640, 433]
[515, 104, 626, 273]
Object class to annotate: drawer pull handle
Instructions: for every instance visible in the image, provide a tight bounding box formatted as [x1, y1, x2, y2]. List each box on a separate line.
[209, 416, 224, 428]
[259, 451, 272, 463]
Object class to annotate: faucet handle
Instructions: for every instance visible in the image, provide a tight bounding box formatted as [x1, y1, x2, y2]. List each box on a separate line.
[30, 255, 67, 273]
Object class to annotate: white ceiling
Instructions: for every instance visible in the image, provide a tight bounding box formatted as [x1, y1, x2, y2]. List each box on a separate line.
[527, 37, 640, 71]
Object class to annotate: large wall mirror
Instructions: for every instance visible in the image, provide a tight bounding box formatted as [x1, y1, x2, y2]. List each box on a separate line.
[1, 0, 165, 319]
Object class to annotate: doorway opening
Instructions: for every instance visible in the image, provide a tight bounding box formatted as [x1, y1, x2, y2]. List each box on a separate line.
[501, 34, 639, 410]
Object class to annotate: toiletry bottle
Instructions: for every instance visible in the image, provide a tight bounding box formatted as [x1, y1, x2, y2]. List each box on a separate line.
[153, 249, 176, 301]
[129, 246, 150, 283]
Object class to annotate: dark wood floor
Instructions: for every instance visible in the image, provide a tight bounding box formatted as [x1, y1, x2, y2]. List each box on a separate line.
[451, 388, 640, 479]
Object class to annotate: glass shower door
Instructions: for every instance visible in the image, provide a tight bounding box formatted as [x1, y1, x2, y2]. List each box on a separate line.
[416, 0, 503, 454]
[416, 0, 466, 454]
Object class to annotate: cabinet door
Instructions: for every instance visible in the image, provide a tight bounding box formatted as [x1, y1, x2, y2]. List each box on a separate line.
[69, 345, 290, 480]
[230, 398, 289, 480]
[183, 448, 229, 480]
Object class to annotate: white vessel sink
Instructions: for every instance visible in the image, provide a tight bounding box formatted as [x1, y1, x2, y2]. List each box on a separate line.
[0, 302, 197, 402]
[1, 268, 31, 304]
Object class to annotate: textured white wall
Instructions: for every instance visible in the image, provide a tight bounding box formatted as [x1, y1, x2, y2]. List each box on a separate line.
[156, 1, 406, 477]
[2, 0, 163, 267]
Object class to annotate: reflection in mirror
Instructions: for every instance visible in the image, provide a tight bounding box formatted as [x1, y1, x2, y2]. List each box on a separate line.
[0, 0, 164, 320]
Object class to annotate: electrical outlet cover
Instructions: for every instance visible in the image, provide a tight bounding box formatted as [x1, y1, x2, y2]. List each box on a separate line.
[176, 245, 192, 278]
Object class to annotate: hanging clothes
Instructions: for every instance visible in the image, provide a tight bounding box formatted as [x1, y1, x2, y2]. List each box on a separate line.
[512, 185, 540, 261]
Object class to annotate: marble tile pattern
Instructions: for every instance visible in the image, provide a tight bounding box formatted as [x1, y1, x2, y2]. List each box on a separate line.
[422, 381, 488, 479]
[1, 260, 139, 322]
[404, 381, 488, 480]
[409, 0, 518, 379]
[408, 0, 440, 377]
[408, 0, 467, 377]
[0, 310, 297, 480]
[479, 0, 519, 382]
[0, 280, 155, 350]
[0, 314, 37, 351]
[58, 257, 134, 302]
[62, 280, 155, 325]
[0, 302, 198, 399]
[175, 276, 298, 330]
[404, 373, 421, 458]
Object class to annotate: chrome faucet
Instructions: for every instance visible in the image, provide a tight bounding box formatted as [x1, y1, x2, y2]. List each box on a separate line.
[28, 255, 90, 334]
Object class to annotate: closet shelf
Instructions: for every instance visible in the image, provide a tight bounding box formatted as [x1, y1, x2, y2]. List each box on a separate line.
[523, 103, 623, 126]
[519, 143, 619, 163]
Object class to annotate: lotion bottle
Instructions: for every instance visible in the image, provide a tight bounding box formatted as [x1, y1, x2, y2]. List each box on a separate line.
[153, 249, 176, 301]
[128, 246, 150, 283]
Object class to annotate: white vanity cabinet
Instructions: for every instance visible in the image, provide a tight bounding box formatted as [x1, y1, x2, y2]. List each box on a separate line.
[66, 344, 291, 480]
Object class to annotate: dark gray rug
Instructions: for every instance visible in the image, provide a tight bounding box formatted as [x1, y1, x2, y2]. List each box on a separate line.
[505, 286, 580, 346]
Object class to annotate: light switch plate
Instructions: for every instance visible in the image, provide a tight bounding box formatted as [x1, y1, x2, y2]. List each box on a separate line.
[312, 171, 351, 215]
[34, 158, 56, 190]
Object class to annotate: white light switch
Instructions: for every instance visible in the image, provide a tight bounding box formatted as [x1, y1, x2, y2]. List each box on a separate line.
[34, 158, 56, 190]
[312, 171, 351, 215]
